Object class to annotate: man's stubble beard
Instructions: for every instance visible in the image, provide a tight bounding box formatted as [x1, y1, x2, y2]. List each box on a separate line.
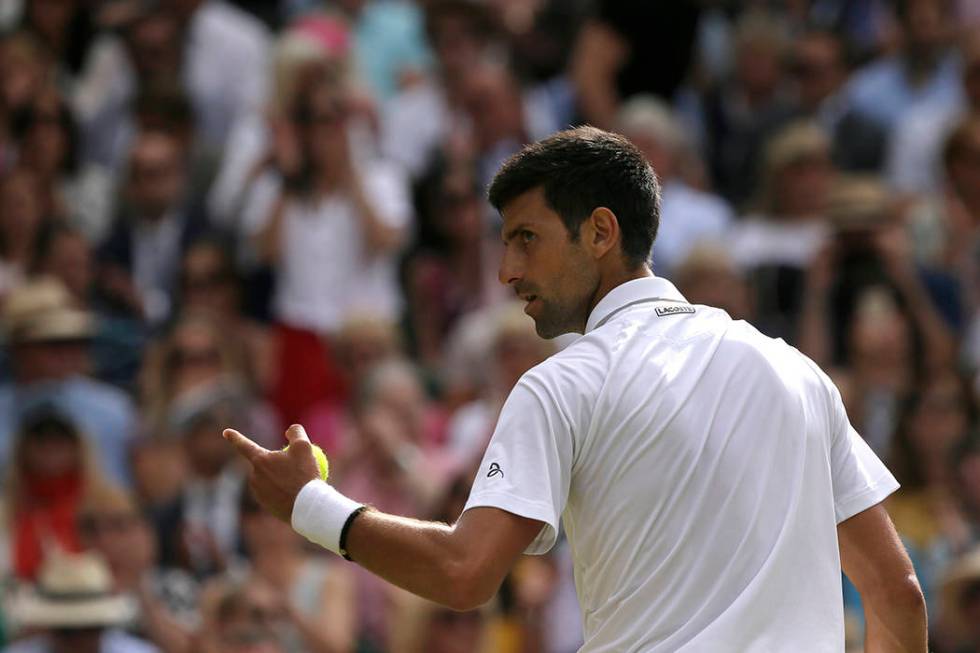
[532, 267, 600, 339]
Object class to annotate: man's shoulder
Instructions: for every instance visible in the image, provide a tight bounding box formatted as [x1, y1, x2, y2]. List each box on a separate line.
[512, 337, 609, 411]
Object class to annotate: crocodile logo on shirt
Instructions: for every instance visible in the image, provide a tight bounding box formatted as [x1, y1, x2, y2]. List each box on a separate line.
[487, 462, 504, 478]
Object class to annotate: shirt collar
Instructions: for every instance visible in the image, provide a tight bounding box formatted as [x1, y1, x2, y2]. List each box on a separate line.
[584, 275, 688, 334]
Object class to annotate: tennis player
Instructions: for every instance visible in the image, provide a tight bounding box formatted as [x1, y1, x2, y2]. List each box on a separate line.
[225, 127, 927, 652]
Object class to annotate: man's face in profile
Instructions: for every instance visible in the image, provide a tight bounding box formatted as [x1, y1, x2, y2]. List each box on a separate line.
[498, 187, 600, 338]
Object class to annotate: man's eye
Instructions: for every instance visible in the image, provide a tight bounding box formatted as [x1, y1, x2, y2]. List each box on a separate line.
[521, 231, 536, 244]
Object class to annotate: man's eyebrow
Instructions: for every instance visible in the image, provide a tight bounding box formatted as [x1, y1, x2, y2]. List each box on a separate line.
[502, 223, 531, 243]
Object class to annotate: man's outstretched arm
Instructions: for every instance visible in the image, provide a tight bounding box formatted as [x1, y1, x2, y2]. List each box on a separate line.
[343, 507, 542, 610]
[224, 425, 543, 611]
[838, 503, 928, 653]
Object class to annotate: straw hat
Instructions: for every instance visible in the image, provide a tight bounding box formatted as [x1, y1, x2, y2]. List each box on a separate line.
[11, 551, 136, 629]
[941, 546, 980, 639]
[2, 277, 94, 345]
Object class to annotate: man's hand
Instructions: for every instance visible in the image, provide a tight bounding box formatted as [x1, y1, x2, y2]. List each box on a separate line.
[223, 424, 319, 522]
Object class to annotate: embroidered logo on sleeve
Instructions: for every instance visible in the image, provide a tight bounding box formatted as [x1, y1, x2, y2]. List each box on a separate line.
[655, 305, 695, 317]
[487, 462, 504, 478]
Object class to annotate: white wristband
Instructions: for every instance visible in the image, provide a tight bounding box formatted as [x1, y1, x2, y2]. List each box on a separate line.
[290, 480, 363, 556]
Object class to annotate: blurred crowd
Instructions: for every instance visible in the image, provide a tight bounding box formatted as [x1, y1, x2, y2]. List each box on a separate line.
[0, 0, 979, 651]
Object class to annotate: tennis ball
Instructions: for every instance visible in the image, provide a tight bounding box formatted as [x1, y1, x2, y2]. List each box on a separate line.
[283, 443, 329, 481]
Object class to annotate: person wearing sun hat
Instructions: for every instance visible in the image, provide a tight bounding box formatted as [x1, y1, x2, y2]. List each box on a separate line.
[0, 277, 137, 488]
[5, 550, 157, 653]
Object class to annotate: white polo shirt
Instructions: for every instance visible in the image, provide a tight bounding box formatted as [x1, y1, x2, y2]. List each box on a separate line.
[463, 275, 898, 653]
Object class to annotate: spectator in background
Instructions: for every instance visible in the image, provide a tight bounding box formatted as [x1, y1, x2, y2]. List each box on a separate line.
[151, 389, 247, 579]
[128, 435, 186, 522]
[887, 372, 976, 614]
[382, 0, 495, 180]
[243, 72, 410, 423]
[868, 134, 980, 461]
[953, 436, 980, 547]
[0, 278, 137, 487]
[329, 0, 431, 104]
[337, 360, 454, 652]
[165, 0, 270, 153]
[206, 489, 356, 653]
[208, 20, 353, 229]
[888, 27, 980, 196]
[5, 551, 158, 653]
[690, 10, 797, 208]
[15, 0, 94, 81]
[570, 0, 701, 130]
[788, 29, 887, 173]
[77, 0, 268, 169]
[404, 163, 505, 369]
[730, 121, 835, 339]
[99, 129, 209, 325]
[614, 95, 733, 278]
[0, 169, 47, 300]
[13, 88, 114, 243]
[75, 4, 183, 170]
[300, 314, 403, 458]
[176, 240, 275, 394]
[31, 224, 92, 305]
[246, 67, 409, 314]
[194, 580, 289, 653]
[390, 601, 485, 653]
[134, 82, 219, 221]
[78, 485, 199, 653]
[0, 32, 52, 123]
[842, 290, 920, 460]
[904, 117, 980, 343]
[338, 360, 453, 516]
[33, 222, 147, 389]
[672, 243, 754, 322]
[460, 61, 561, 195]
[138, 311, 277, 446]
[845, 0, 960, 132]
[0, 409, 112, 581]
[797, 177, 954, 394]
[939, 546, 980, 652]
[490, 0, 586, 97]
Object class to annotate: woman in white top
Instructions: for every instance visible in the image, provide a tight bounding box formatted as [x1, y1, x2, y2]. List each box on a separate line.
[244, 71, 411, 336]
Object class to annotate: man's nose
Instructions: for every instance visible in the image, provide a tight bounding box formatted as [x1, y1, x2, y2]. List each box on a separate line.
[498, 249, 522, 287]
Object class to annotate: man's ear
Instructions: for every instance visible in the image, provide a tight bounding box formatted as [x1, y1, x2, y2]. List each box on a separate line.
[581, 207, 620, 260]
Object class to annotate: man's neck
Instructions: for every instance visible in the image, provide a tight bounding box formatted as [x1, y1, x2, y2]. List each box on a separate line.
[584, 265, 654, 329]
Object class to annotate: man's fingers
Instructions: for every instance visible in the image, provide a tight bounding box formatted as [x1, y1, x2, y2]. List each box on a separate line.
[223, 428, 269, 463]
[283, 423, 311, 445]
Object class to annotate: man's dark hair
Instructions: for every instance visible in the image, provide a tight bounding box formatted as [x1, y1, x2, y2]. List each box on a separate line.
[488, 126, 660, 268]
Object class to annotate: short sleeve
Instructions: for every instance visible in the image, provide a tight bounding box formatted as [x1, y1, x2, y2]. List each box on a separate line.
[828, 387, 900, 524]
[463, 375, 574, 555]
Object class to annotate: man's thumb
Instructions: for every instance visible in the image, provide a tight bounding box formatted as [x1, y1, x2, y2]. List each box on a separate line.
[284, 423, 311, 446]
